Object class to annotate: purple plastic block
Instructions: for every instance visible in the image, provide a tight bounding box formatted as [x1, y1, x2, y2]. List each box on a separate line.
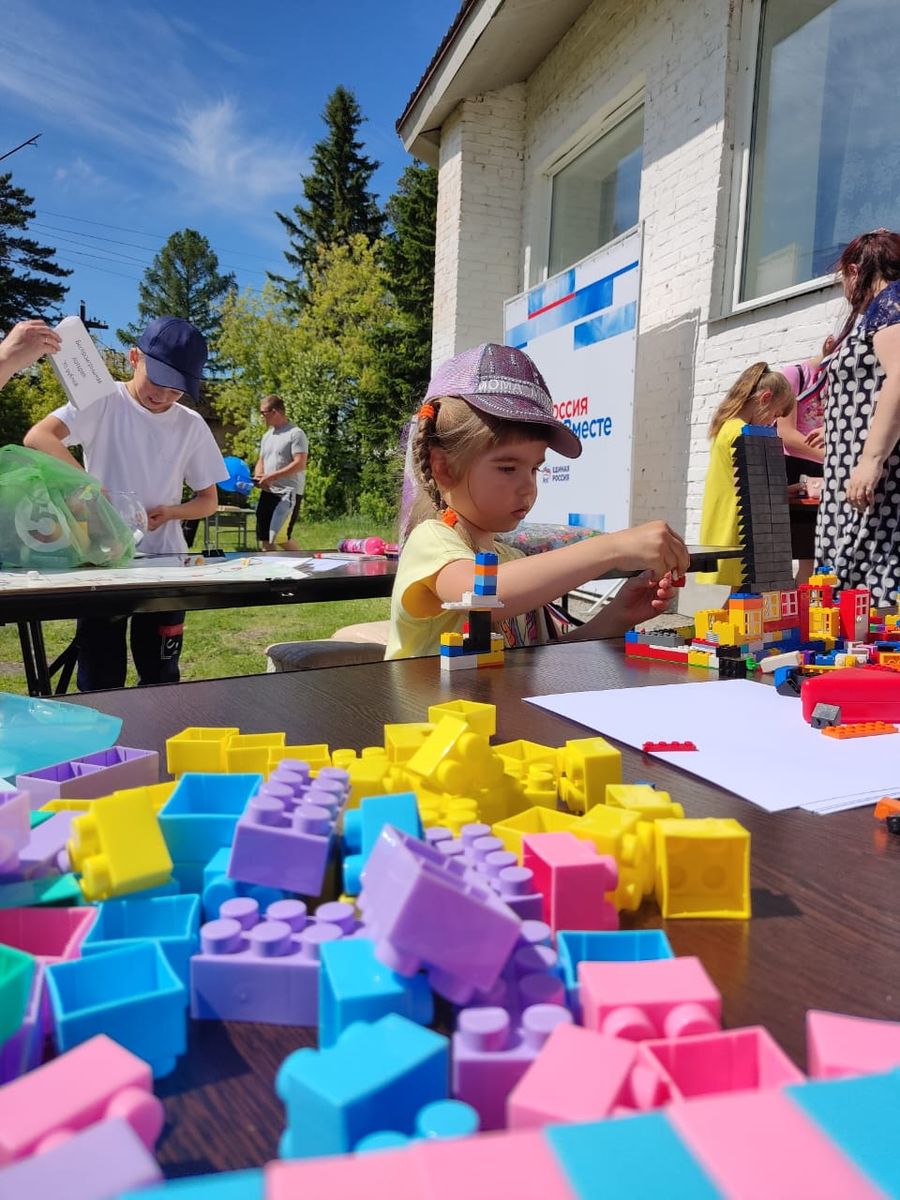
[0, 791, 30, 864]
[226, 769, 349, 896]
[456, 827, 545, 922]
[452, 1004, 573, 1130]
[0, 963, 44, 1084]
[0, 1116, 162, 1200]
[15, 747, 158, 807]
[358, 826, 522, 1004]
[190, 897, 346, 1024]
[7, 811, 76, 881]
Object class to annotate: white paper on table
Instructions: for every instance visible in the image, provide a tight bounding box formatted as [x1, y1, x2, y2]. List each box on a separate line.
[526, 678, 900, 814]
[49, 316, 118, 409]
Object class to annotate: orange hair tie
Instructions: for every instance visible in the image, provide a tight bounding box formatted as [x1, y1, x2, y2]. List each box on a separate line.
[418, 403, 436, 421]
[440, 507, 459, 527]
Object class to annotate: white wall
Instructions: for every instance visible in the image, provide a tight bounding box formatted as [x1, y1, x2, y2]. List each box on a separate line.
[430, 0, 847, 537]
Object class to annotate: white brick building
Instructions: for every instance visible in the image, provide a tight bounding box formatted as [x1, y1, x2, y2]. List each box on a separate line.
[397, 0, 896, 537]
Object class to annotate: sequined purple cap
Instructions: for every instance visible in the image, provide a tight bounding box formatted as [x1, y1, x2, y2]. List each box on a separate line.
[423, 343, 582, 459]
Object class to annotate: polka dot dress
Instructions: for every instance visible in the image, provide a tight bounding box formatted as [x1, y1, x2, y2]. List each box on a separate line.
[816, 281, 900, 607]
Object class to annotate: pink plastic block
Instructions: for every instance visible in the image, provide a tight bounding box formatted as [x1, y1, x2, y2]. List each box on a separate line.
[16, 747, 159, 807]
[507, 1021, 668, 1128]
[452, 1004, 573, 1130]
[416, 1128, 579, 1200]
[521, 832, 618, 933]
[640, 1026, 804, 1100]
[267, 1146, 425, 1200]
[0, 1032, 163, 1164]
[0, 906, 97, 965]
[669, 1088, 885, 1199]
[807, 1009, 900, 1079]
[359, 825, 522, 1004]
[579, 956, 721, 1040]
[190, 897, 347, 1024]
[0, 1116, 162, 1200]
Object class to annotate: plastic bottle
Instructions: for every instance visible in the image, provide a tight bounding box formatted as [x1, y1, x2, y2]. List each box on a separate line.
[338, 537, 386, 555]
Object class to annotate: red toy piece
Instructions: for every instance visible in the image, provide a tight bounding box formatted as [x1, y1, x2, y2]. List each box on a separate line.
[642, 741, 698, 753]
[801, 666, 900, 726]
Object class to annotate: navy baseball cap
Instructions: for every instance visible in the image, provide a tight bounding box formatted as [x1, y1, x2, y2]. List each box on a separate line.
[136, 317, 207, 401]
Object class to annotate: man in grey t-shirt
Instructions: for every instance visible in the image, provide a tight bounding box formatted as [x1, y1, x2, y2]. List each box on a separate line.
[254, 394, 309, 550]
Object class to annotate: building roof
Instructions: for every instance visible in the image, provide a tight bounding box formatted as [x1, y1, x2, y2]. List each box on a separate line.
[396, 0, 594, 164]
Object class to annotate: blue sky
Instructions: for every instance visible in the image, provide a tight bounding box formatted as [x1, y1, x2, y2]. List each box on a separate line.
[0, 0, 459, 345]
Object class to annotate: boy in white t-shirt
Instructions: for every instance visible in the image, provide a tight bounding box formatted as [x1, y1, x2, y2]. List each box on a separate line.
[25, 316, 227, 691]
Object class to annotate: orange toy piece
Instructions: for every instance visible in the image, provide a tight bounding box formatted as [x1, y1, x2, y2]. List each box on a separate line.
[821, 721, 897, 739]
[873, 797, 900, 820]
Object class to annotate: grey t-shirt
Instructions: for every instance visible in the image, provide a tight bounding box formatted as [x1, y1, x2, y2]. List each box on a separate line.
[260, 422, 308, 495]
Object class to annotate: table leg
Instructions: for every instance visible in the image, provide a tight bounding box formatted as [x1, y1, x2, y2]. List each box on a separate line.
[17, 620, 52, 697]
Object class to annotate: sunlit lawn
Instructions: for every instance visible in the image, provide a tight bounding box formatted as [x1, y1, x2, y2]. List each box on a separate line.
[0, 516, 394, 694]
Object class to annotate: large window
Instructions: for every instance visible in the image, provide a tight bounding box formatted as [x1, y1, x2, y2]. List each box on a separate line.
[548, 105, 644, 276]
[741, 0, 900, 302]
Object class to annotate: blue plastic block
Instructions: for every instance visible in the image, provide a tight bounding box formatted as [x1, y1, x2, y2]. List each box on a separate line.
[46, 941, 186, 1078]
[276, 1013, 449, 1159]
[201, 846, 287, 921]
[474, 551, 498, 566]
[318, 935, 433, 1048]
[740, 424, 777, 437]
[119, 1169, 264, 1199]
[80, 894, 200, 987]
[557, 929, 674, 1018]
[624, 631, 639, 643]
[787, 1071, 900, 1196]
[546, 1112, 723, 1199]
[342, 792, 423, 895]
[159, 774, 262, 864]
[439, 644, 466, 657]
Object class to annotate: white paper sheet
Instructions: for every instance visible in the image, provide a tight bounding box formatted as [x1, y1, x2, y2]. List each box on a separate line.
[527, 679, 900, 814]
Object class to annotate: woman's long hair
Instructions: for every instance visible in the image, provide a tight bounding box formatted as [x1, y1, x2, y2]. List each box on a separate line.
[835, 229, 900, 343]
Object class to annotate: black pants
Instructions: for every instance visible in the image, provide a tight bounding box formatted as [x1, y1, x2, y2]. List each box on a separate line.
[75, 610, 186, 691]
[256, 491, 301, 543]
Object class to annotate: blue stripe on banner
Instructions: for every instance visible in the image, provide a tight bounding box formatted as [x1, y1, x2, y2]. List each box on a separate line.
[506, 260, 639, 348]
[573, 300, 637, 349]
[527, 269, 576, 316]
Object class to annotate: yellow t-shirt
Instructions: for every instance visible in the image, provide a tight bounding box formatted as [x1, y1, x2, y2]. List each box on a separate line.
[385, 520, 544, 660]
[698, 417, 745, 587]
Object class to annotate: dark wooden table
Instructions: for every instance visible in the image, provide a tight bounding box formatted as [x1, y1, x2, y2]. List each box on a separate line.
[65, 640, 900, 1178]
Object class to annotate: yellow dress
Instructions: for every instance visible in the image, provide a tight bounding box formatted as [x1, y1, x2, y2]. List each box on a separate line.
[697, 417, 745, 587]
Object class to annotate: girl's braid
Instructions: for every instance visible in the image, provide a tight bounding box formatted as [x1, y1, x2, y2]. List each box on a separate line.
[414, 403, 445, 514]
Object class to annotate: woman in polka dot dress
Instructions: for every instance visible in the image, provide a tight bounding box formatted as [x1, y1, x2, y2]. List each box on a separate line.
[816, 230, 900, 607]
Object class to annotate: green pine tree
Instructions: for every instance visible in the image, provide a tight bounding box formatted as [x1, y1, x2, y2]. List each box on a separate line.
[272, 86, 384, 308]
[0, 172, 71, 327]
[116, 229, 236, 366]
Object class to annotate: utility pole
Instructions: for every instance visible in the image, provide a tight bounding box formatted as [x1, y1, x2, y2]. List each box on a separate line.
[0, 134, 41, 163]
[79, 300, 108, 333]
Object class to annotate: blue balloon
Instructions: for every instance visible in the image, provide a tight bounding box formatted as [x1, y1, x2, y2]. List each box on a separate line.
[218, 456, 254, 493]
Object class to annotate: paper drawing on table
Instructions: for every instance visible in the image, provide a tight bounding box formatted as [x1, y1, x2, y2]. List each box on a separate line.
[526, 678, 900, 815]
[49, 316, 118, 410]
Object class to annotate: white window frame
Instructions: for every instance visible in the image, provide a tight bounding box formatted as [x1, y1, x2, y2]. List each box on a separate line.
[717, 0, 839, 319]
[529, 82, 645, 288]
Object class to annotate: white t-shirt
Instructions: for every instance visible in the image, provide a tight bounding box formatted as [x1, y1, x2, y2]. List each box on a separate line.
[53, 383, 227, 554]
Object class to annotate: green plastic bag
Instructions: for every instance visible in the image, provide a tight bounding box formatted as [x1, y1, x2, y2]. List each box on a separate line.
[0, 445, 135, 569]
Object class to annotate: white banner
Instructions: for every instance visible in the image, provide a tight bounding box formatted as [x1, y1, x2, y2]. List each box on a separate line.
[503, 227, 641, 532]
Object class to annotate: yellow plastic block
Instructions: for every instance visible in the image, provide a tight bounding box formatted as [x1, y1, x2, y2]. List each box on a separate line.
[476, 646, 505, 668]
[417, 789, 481, 834]
[605, 783, 684, 823]
[495, 740, 559, 777]
[68, 792, 173, 901]
[166, 727, 239, 775]
[223, 733, 285, 776]
[440, 632, 465, 648]
[343, 753, 395, 808]
[427, 701, 497, 739]
[558, 736, 622, 815]
[687, 650, 715, 669]
[112, 781, 177, 814]
[578, 804, 653, 911]
[521, 765, 559, 812]
[270, 744, 332, 772]
[41, 797, 96, 814]
[406, 716, 505, 797]
[655, 817, 751, 919]
[492, 805, 581, 858]
[384, 723, 436, 764]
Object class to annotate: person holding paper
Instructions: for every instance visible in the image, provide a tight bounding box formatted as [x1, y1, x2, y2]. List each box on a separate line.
[0, 320, 61, 389]
[24, 316, 227, 690]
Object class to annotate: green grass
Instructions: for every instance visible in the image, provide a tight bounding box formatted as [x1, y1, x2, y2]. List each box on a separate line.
[0, 516, 394, 694]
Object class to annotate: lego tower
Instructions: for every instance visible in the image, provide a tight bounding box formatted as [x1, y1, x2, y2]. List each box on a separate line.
[733, 426, 795, 594]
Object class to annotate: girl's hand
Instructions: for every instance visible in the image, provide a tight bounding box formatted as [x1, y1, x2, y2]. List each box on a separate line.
[805, 426, 825, 451]
[609, 521, 689, 579]
[846, 457, 883, 512]
[608, 571, 676, 630]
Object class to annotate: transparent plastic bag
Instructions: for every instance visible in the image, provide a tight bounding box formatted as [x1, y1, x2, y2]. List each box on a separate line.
[0, 445, 136, 568]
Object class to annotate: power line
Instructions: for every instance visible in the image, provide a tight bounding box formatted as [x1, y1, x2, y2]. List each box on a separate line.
[0, 134, 41, 162]
[31, 230, 154, 269]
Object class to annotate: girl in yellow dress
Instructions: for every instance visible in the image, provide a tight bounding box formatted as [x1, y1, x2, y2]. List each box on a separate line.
[698, 362, 795, 588]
